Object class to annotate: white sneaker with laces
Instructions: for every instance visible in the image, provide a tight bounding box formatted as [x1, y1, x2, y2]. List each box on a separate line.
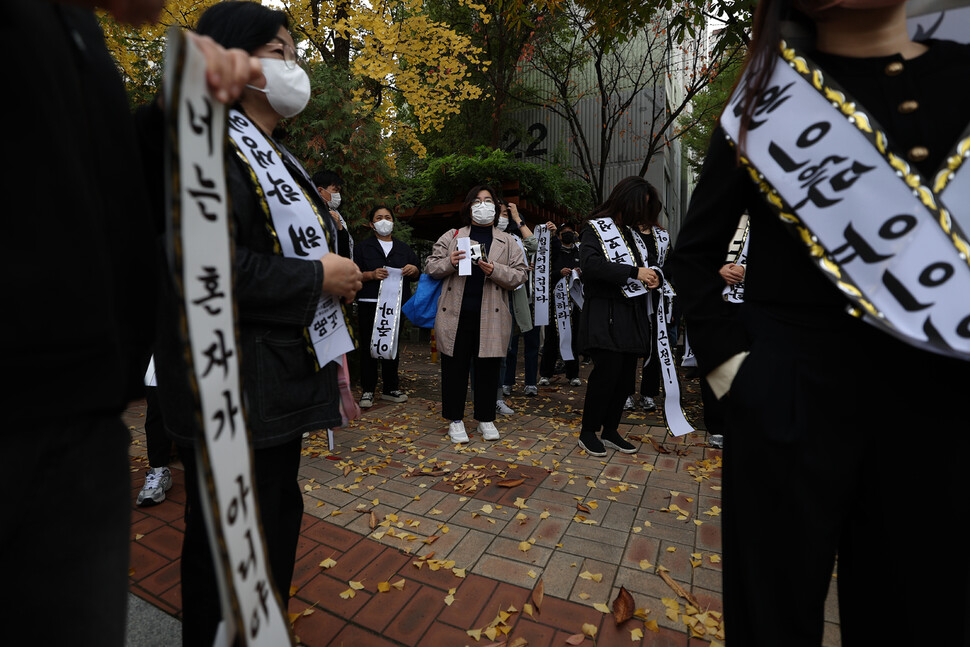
[137, 466, 173, 507]
[448, 421, 469, 444]
[523, 385, 538, 396]
[496, 399, 514, 416]
[359, 392, 374, 409]
[478, 421, 500, 441]
[640, 396, 656, 411]
[623, 396, 635, 411]
[569, 378, 582, 386]
[502, 385, 512, 396]
[538, 377, 550, 386]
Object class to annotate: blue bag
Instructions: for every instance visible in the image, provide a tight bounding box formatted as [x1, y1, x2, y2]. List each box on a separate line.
[402, 273, 442, 328]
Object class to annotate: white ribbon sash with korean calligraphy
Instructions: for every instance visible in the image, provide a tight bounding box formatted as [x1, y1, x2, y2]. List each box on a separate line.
[227, 110, 355, 368]
[165, 30, 293, 647]
[652, 225, 670, 266]
[371, 267, 404, 360]
[721, 42, 970, 360]
[588, 218, 649, 299]
[569, 269, 584, 310]
[654, 271, 695, 437]
[907, 1, 970, 44]
[553, 276, 575, 362]
[533, 225, 551, 326]
[722, 217, 749, 304]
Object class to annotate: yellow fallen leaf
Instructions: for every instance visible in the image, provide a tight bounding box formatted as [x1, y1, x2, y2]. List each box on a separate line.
[444, 593, 455, 606]
[377, 582, 391, 593]
[319, 557, 337, 569]
[392, 579, 405, 590]
[523, 603, 534, 617]
[582, 623, 598, 638]
[579, 592, 590, 600]
[631, 627, 643, 640]
[467, 628, 482, 640]
[339, 588, 355, 599]
[593, 603, 610, 613]
[645, 619, 660, 632]
[349, 581, 364, 590]
[539, 511, 551, 519]
[579, 571, 603, 582]
[453, 568, 466, 578]
[519, 541, 532, 552]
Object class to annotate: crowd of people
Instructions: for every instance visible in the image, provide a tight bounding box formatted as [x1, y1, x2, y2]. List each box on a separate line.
[8, 0, 968, 646]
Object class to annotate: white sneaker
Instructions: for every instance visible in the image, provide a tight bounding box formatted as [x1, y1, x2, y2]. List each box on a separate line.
[523, 385, 538, 396]
[496, 399, 514, 416]
[479, 421, 500, 441]
[359, 392, 374, 409]
[448, 421, 469, 444]
[137, 466, 173, 507]
[640, 396, 656, 411]
[569, 378, 582, 386]
[623, 396, 635, 411]
[502, 385, 512, 396]
[538, 377, 550, 386]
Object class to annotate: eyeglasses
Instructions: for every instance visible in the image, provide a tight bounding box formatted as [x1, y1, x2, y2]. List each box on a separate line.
[266, 37, 301, 69]
[472, 199, 495, 206]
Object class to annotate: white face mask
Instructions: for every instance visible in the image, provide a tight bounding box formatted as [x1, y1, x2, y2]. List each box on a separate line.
[497, 216, 509, 231]
[328, 192, 341, 209]
[471, 203, 495, 226]
[373, 219, 394, 236]
[249, 58, 311, 118]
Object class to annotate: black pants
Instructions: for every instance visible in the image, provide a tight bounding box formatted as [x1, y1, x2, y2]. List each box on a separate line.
[723, 307, 969, 646]
[1, 417, 130, 646]
[357, 301, 401, 393]
[539, 307, 579, 379]
[145, 385, 174, 467]
[179, 437, 304, 647]
[580, 349, 637, 437]
[440, 310, 500, 422]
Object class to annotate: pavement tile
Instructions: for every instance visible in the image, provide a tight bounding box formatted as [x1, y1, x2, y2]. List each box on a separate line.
[435, 573, 497, 628]
[382, 583, 446, 645]
[135, 524, 184, 562]
[414, 620, 476, 647]
[296, 572, 372, 620]
[129, 540, 171, 581]
[288, 606, 345, 647]
[474, 554, 544, 588]
[327, 622, 402, 647]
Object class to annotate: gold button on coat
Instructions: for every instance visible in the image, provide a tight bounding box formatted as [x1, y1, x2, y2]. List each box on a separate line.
[907, 146, 929, 162]
[885, 61, 904, 75]
[898, 100, 919, 114]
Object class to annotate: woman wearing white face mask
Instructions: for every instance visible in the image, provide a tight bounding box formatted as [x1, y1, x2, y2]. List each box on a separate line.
[152, 3, 363, 644]
[353, 206, 420, 409]
[425, 186, 529, 443]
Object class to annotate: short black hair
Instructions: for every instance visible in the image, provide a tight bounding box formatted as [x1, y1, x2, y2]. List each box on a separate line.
[195, 1, 288, 54]
[367, 205, 393, 222]
[312, 170, 344, 191]
[459, 185, 500, 226]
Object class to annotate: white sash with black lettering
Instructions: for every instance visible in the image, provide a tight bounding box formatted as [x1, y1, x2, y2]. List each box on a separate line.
[722, 42, 970, 360]
[722, 217, 749, 304]
[907, 0, 970, 43]
[588, 218, 649, 298]
[652, 225, 670, 266]
[164, 30, 293, 647]
[512, 235, 528, 293]
[553, 276, 574, 361]
[533, 225, 551, 326]
[569, 269, 584, 309]
[371, 267, 404, 360]
[227, 110, 355, 368]
[654, 270, 695, 437]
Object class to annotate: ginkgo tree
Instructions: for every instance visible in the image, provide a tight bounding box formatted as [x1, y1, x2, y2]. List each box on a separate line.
[99, 0, 490, 158]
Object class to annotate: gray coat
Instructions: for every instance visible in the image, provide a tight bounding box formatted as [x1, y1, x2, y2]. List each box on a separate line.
[425, 226, 528, 357]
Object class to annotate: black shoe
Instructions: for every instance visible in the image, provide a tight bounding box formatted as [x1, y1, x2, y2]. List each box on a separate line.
[601, 431, 638, 454]
[578, 435, 607, 457]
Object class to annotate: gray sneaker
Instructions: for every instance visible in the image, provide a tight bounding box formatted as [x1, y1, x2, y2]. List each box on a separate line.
[538, 377, 551, 386]
[496, 399, 514, 416]
[502, 384, 512, 396]
[137, 466, 173, 507]
[623, 396, 636, 411]
[709, 434, 724, 449]
[523, 385, 538, 396]
[359, 392, 374, 408]
[640, 396, 656, 411]
[381, 390, 408, 403]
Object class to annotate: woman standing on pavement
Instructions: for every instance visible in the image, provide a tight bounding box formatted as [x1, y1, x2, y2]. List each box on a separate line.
[425, 186, 528, 443]
[354, 205, 420, 409]
[576, 177, 661, 457]
[155, 3, 363, 644]
[670, 0, 970, 644]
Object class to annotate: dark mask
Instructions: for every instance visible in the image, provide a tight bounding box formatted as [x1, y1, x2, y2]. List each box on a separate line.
[561, 232, 576, 244]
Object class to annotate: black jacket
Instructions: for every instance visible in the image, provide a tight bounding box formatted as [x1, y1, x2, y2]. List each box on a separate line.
[577, 225, 652, 354]
[353, 236, 420, 302]
[155, 131, 344, 449]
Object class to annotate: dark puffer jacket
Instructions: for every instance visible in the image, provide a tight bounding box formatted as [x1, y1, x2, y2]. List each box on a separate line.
[577, 224, 653, 354]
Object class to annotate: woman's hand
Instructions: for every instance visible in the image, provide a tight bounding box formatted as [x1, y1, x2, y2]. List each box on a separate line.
[186, 33, 263, 105]
[329, 210, 343, 230]
[321, 254, 362, 302]
[401, 264, 419, 278]
[478, 259, 495, 276]
[638, 267, 660, 289]
[369, 268, 389, 281]
[718, 263, 745, 285]
[545, 221, 557, 234]
[450, 249, 466, 267]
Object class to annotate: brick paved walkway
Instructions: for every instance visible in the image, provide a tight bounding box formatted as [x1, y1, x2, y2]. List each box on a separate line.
[125, 341, 842, 646]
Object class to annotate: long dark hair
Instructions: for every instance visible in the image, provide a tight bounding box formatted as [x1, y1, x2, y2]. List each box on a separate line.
[195, 1, 289, 52]
[589, 177, 661, 228]
[727, 0, 816, 153]
[459, 185, 500, 226]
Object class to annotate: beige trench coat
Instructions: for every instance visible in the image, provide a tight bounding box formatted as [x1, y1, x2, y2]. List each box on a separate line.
[425, 226, 529, 357]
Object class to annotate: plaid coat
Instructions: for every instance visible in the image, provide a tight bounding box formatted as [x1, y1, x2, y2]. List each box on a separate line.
[425, 226, 528, 357]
